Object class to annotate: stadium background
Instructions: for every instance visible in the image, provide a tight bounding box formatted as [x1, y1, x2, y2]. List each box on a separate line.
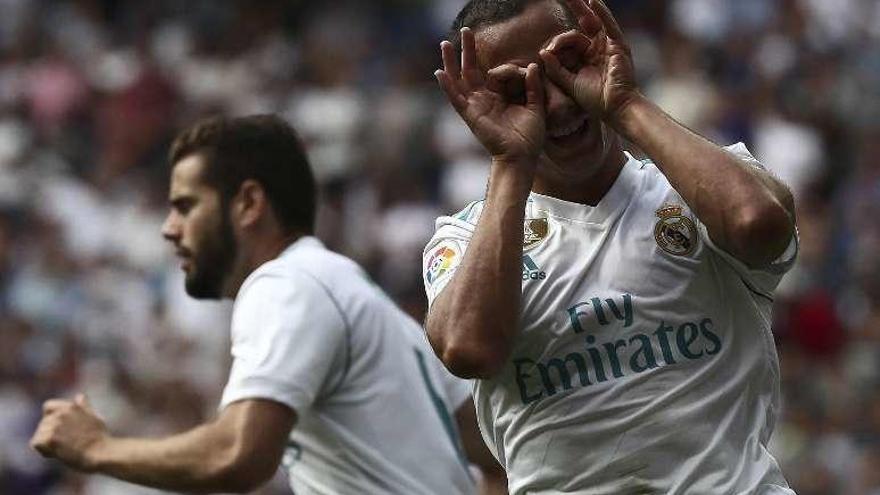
[0, 0, 877, 493]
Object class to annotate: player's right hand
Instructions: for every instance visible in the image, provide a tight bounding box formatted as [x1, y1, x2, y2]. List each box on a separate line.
[30, 394, 107, 472]
[436, 27, 546, 165]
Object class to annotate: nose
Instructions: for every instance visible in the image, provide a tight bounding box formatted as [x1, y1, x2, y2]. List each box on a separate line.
[161, 212, 180, 243]
[543, 77, 579, 122]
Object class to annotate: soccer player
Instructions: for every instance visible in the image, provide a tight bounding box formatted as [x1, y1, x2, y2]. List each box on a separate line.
[424, 0, 797, 493]
[30, 115, 503, 494]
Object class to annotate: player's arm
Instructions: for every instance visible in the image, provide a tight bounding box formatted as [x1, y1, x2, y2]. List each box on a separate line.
[541, 0, 795, 267]
[456, 401, 507, 494]
[429, 29, 546, 378]
[426, 160, 531, 379]
[31, 395, 295, 493]
[617, 101, 794, 267]
[613, 102, 794, 268]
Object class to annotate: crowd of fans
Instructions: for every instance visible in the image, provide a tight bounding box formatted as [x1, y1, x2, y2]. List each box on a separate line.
[0, 0, 877, 493]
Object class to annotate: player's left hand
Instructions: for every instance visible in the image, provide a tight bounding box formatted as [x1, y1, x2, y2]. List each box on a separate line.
[31, 394, 107, 471]
[539, 0, 638, 126]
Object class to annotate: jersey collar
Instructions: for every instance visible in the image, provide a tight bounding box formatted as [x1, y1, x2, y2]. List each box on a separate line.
[279, 235, 323, 258]
[527, 152, 643, 226]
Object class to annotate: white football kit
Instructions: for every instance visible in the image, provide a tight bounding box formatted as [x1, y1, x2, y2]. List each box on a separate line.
[423, 144, 797, 494]
[220, 237, 475, 495]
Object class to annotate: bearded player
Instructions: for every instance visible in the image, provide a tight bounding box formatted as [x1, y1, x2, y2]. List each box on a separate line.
[424, 0, 797, 493]
[31, 115, 504, 494]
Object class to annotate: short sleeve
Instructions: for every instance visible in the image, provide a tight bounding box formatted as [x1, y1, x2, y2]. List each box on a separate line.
[698, 143, 799, 297]
[422, 202, 483, 309]
[725, 142, 765, 169]
[423, 236, 468, 308]
[219, 270, 347, 413]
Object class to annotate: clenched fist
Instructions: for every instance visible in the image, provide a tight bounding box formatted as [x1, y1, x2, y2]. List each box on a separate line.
[31, 394, 107, 471]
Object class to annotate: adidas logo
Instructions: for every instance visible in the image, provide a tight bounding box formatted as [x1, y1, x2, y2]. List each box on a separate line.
[522, 255, 547, 281]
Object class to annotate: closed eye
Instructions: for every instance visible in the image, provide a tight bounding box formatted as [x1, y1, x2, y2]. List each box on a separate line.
[170, 197, 196, 215]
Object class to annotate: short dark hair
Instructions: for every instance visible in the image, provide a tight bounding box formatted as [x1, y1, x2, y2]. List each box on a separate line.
[169, 114, 316, 235]
[449, 0, 574, 51]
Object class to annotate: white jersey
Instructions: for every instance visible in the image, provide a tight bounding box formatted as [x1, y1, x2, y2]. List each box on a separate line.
[220, 237, 475, 495]
[423, 144, 797, 494]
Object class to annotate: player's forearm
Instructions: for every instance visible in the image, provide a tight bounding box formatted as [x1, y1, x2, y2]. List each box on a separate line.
[428, 161, 532, 378]
[480, 469, 509, 495]
[86, 423, 254, 493]
[612, 95, 794, 266]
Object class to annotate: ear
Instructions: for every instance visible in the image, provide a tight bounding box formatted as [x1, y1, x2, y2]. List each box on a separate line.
[231, 179, 268, 229]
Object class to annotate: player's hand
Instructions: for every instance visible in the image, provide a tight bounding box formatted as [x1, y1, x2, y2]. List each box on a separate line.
[31, 394, 107, 471]
[436, 27, 546, 165]
[539, 0, 637, 126]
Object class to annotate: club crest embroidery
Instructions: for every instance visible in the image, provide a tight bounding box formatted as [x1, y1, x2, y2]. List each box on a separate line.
[524, 218, 549, 250]
[654, 204, 698, 256]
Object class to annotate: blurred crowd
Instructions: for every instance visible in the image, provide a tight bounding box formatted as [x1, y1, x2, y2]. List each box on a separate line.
[0, 0, 877, 493]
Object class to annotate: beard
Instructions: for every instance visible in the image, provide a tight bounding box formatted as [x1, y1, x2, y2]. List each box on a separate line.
[184, 212, 237, 299]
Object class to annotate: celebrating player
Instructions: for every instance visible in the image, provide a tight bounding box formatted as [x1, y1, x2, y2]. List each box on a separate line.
[31, 115, 504, 494]
[425, 0, 797, 493]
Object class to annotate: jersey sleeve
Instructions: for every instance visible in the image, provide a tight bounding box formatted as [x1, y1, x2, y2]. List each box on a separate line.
[697, 143, 799, 297]
[422, 201, 483, 309]
[219, 269, 347, 413]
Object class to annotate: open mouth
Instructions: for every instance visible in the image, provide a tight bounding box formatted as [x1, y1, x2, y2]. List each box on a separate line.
[547, 116, 590, 147]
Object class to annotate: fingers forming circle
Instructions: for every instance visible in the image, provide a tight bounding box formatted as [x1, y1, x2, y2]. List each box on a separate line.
[547, 30, 592, 71]
[487, 64, 528, 105]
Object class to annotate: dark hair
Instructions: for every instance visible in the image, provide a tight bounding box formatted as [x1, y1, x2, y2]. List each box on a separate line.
[169, 114, 316, 235]
[449, 0, 574, 51]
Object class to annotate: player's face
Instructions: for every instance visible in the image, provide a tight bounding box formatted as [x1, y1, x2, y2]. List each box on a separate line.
[161, 154, 237, 299]
[474, 0, 614, 184]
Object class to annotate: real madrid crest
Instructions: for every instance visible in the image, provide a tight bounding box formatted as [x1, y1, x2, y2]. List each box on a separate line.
[523, 217, 549, 250]
[654, 204, 698, 256]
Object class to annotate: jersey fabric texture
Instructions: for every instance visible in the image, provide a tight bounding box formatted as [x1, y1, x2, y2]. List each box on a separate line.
[423, 144, 797, 495]
[220, 237, 475, 495]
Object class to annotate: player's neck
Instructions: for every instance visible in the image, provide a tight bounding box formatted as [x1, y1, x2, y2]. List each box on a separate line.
[223, 230, 305, 298]
[532, 147, 628, 206]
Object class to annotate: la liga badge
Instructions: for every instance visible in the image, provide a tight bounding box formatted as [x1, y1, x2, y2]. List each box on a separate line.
[426, 244, 458, 284]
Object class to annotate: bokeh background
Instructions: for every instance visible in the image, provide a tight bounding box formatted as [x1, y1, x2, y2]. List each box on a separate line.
[0, 0, 878, 493]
